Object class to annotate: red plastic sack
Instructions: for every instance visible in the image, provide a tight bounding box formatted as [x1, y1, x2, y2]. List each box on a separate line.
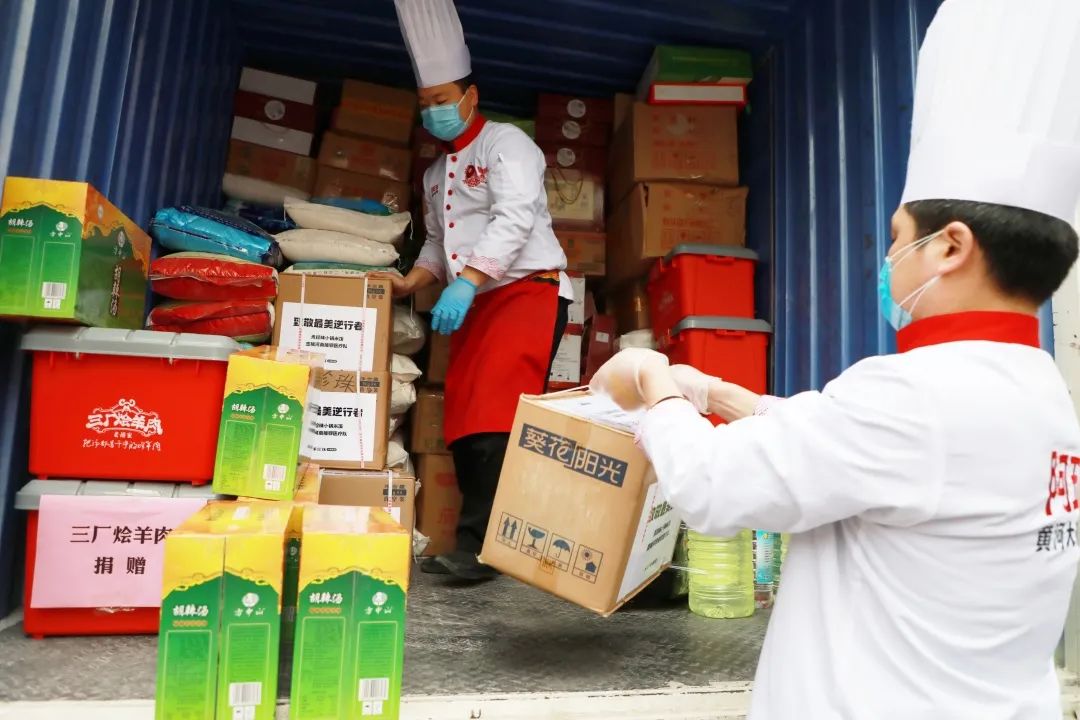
[150, 251, 278, 301]
[147, 300, 272, 341]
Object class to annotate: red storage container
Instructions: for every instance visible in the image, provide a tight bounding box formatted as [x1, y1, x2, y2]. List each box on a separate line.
[21, 327, 240, 483]
[648, 244, 758, 340]
[15, 479, 216, 638]
[660, 316, 772, 395]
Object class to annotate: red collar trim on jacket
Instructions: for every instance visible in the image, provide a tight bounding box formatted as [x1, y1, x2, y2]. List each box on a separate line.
[444, 114, 487, 152]
[897, 312, 1041, 353]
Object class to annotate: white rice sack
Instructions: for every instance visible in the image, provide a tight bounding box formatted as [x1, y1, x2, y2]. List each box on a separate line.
[393, 307, 427, 355]
[389, 414, 405, 435]
[391, 380, 417, 415]
[388, 432, 409, 469]
[284, 198, 410, 244]
[275, 229, 399, 266]
[392, 354, 422, 383]
[223, 173, 310, 206]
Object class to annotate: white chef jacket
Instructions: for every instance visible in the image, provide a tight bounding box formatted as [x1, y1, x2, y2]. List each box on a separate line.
[638, 314, 1080, 719]
[414, 117, 572, 299]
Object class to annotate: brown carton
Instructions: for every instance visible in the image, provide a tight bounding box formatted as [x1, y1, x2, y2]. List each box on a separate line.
[300, 370, 391, 470]
[609, 103, 739, 206]
[606, 182, 748, 286]
[313, 166, 411, 213]
[273, 272, 393, 373]
[335, 80, 418, 147]
[557, 230, 606, 277]
[412, 389, 448, 455]
[545, 168, 604, 231]
[312, 467, 417, 532]
[417, 454, 462, 556]
[226, 140, 317, 194]
[613, 93, 635, 133]
[479, 393, 680, 616]
[607, 280, 652, 334]
[427, 331, 450, 384]
[318, 131, 411, 183]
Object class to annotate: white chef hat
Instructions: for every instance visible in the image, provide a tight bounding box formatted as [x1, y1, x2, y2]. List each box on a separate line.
[395, 0, 472, 89]
[900, 0, 1080, 224]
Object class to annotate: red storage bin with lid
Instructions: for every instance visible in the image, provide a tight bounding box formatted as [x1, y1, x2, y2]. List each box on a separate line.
[648, 244, 758, 340]
[660, 316, 772, 395]
[15, 479, 217, 638]
[21, 327, 240, 483]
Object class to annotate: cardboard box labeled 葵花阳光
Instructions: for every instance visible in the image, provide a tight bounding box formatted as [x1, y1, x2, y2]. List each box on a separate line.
[335, 80, 418, 147]
[313, 166, 412, 214]
[226, 140, 317, 194]
[273, 271, 393, 373]
[300, 370, 391, 470]
[318, 132, 411, 184]
[417, 454, 462, 556]
[606, 182, 748, 286]
[558, 230, 606, 277]
[427, 331, 450, 385]
[412, 389, 447, 455]
[479, 393, 680, 616]
[608, 104, 740, 206]
[0, 177, 151, 328]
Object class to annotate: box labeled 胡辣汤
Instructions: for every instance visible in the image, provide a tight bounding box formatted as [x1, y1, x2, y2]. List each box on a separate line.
[0, 177, 151, 327]
[290, 505, 411, 720]
[479, 392, 681, 616]
[300, 369, 391, 470]
[155, 500, 293, 720]
[212, 347, 322, 501]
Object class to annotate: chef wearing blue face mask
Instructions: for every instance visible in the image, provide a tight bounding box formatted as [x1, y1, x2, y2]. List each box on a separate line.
[388, 0, 573, 580]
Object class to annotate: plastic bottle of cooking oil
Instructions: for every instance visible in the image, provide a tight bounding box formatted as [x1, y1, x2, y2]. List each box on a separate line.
[753, 530, 777, 609]
[687, 529, 755, 618]
[773, 533, 790, 594]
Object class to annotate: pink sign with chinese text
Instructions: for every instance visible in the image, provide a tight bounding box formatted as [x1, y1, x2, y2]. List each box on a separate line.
[31, 495, 207, 609]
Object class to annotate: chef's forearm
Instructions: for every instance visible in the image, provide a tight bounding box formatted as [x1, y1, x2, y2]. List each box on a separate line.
[707, 382, 763, 422]
[405, 266, 440, 293]
[460, 266, 492, 287]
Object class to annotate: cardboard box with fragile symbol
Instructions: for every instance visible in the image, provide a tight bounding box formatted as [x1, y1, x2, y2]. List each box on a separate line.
[480, 392, 681, 616]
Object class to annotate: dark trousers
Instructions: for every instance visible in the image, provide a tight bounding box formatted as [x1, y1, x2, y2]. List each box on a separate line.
[449, 296, 571, 554]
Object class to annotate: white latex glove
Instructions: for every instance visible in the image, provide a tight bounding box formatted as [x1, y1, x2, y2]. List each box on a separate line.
[669, 364, 719, 415]
[589, 348, 670, 410]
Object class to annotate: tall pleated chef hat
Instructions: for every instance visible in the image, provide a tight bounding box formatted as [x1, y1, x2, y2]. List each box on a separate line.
[395, 0, 472, 89]
[901, 0, 1080, 223]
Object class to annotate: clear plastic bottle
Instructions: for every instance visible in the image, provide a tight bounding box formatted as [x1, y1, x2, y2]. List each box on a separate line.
[687, 529, 755, 619]
[773, 533, 790, 595]
[753, 530, 777, 609]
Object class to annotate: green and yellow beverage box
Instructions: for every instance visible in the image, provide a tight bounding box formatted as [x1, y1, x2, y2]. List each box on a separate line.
[155, 500, 294, 720]
[0, 177, 151, 327]
[291, 505, 411, 720]
[213, 348, 323, 501]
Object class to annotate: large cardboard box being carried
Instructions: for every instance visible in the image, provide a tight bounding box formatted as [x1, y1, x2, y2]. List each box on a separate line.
[480, 393, 680, 616]
[417, 454, 462, 557]
[335, 80, 418, 147]
[301, 370, 391, 470]
[606, 182, 748, 286]
[273, 272, 393, 373]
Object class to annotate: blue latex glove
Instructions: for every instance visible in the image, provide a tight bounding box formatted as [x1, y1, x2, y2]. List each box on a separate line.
[431, 276, 478, 335]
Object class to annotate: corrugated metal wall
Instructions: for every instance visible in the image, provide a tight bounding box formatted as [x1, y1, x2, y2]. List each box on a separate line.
[0, 0, 238, 615]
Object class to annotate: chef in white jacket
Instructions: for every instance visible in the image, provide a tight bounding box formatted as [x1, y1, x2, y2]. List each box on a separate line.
[388, 0, 572, 580]
[592, 1, 1080, 717]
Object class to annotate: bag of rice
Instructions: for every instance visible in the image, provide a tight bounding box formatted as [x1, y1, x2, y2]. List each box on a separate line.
[275, 229, 399, 266]
[393, 307, 427, 355]
[223, 173, 310, 206]
[284, 198, 410, 244]
[392, 354, 422, 383]
[390, 380, 417, 415]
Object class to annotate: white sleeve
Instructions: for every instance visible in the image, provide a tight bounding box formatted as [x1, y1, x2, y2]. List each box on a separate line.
[637, 358, 946, 535]
[413, 196, 446, 282]
[467, 130, 545, 281]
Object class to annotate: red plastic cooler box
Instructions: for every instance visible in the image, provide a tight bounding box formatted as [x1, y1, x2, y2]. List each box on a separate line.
[661, 316, 772, 395]
[21, 327, 240, 483]
[648, 244, 758, 340]
[15, 479, 217, 638]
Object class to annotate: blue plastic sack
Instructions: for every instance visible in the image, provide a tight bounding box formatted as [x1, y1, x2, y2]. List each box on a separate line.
[310, 196, 392, 216]
[151, 206, 282, 266]
[224, 200, 297, 235]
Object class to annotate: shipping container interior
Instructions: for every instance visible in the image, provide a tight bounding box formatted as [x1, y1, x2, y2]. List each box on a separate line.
[0, 0, 998, 705]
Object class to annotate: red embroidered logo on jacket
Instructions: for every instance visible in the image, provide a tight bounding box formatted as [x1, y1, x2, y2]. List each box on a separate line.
[464, 165, 489, 188]
[1046, 451, 1080, 516]
[430, 184, 439, 198]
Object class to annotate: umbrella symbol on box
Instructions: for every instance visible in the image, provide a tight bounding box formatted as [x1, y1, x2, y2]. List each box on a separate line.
[527, 527, 547, 550]
[552, 539, 571, 558]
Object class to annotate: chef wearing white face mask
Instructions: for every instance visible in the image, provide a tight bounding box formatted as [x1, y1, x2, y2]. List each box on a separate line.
[592, 1, 1080, 718]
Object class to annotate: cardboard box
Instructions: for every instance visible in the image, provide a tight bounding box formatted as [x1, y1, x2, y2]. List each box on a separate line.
[240, 67, 317, 105]
[231, 116, 314, 157]
[613, 93, 635, 133]
[307, 467, 417, 532]
[427, 330, 450, 385]
[416, 454, 462, 557]
[534, 116, 612, 148]
[0, 177, 151, 327]
[335, 80, 418, 147]
[548, 332, 584, 386]
[608, 280, 652, 334]
[212, 347, 322, 501]
[412, 389, 447, 455]
[314, 166, 411, 213]
[155, 501, 293, 720]
[479, 393, 680, 616]
[290, 505, 410, 720]
[537, 94, 615, 125]
[558, 230, 605, 277]
[273, 272, 393, 373]
[318, 132, 411, 184]
[540, 143, 607, 176]
[609, 104, 740, 206]
[545, 168, 604, 231]
[583, 315, 618, 383]
[234, 90, 318, 134]
[301, 370, 391, 470]
[567, 273, 587, 327]
[226, 140, 317, 194]
[637, 46, 754, 94]
[606, 182, 748, 286]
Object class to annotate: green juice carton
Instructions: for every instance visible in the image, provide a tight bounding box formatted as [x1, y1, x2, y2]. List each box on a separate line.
[0, 177, 151, 327]
[290, 505, 411, 720]
[213, 348, 323, 501]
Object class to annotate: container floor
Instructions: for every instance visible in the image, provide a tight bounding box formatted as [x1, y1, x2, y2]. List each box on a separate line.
[0, 569, 767, 702]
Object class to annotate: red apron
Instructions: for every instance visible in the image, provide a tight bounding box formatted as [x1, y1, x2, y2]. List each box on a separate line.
[444, 274, 560, 446]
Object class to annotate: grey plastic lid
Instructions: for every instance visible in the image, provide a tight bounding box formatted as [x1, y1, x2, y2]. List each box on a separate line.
[664, 244, 759, 263]
[670, 316, 773, 339]
[21, 327, 240, 361]
[15, 479, 219, 510]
